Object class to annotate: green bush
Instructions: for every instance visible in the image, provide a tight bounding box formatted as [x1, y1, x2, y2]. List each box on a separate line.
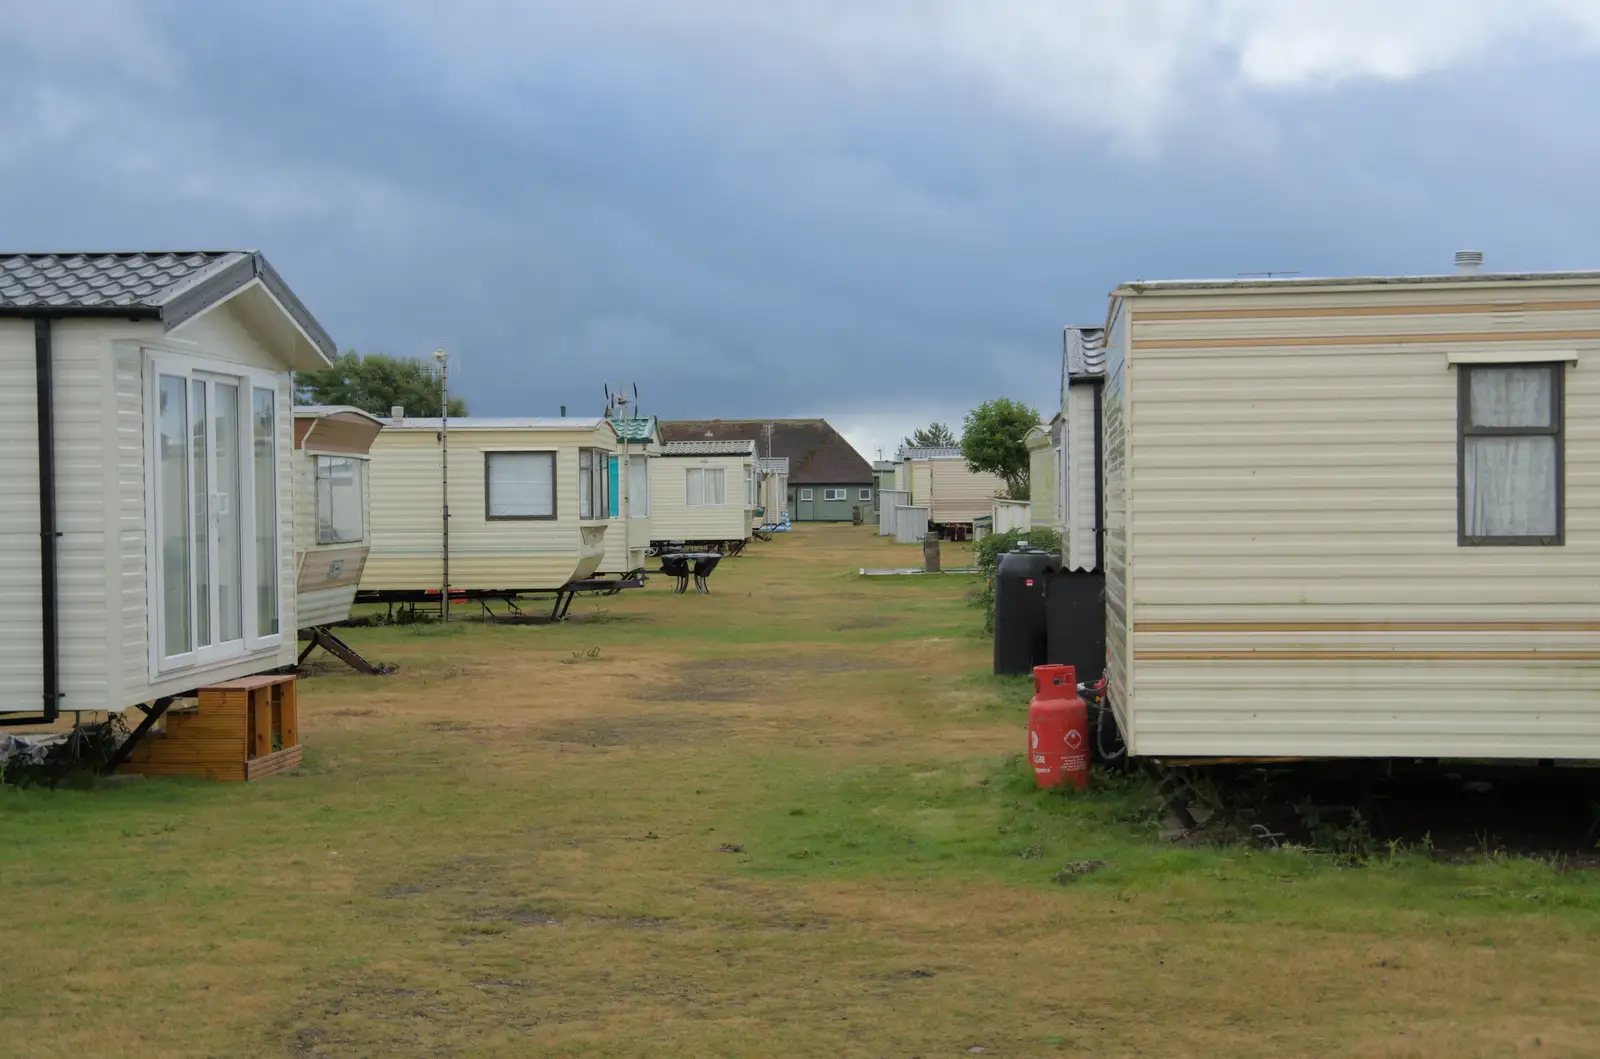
[971, 527, 1063, 631]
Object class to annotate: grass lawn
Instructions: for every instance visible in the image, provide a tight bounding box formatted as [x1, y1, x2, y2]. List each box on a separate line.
[4, 525, 1600, 1057]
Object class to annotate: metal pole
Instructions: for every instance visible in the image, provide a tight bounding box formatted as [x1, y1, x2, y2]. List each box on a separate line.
[436, 350, 450, 622]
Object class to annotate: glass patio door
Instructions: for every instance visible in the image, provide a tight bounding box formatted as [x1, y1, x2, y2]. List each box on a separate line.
[153, 367, 256, 671]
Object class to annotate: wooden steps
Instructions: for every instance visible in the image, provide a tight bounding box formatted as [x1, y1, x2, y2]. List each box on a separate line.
[120, 674, 300, 782]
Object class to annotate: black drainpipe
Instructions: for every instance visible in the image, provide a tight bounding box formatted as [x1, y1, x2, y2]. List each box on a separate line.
[33, 315, 61, 722]
[1091, 379, 1105, 573]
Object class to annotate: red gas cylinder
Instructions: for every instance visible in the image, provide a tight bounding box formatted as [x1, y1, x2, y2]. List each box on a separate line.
[1028, 664, 1090, 790]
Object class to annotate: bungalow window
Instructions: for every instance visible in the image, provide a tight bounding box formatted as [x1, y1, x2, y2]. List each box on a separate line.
[858, 488, 872, 501]
[486, 451, 556, 519]
[823, 488, 847, 502]
[315, 456, 364, 544]
[686, 467, 726, 507]
[148, 357, 284, 675]
[579, 448, 610, 519]
[1459, 363, 1564, 545]
[799, 488, 814, 501]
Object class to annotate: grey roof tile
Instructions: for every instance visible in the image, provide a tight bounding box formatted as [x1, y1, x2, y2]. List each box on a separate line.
[0, 251, 248, 310]
[1064, 325, 1106, 378]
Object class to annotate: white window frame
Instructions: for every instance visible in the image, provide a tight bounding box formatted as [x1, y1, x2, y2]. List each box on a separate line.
[799, 488, 814, 501]
[144, 349, 286, 679]
[823, 487, 847, 502]
[858, 488, 872, 502]
[312, 453, 367, 544]
[578, 447, 610, 520]
[686, 466, 727, 507]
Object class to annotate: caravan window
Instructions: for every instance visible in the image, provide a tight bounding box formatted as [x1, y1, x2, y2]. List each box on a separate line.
[147, 356, 285, 675]
[315, 456, 365, 544]
[1459, 363, 1564, 545]
[686, 467, 726, 507]
[486, 451, 556, 519]
[579, 448, 610, 519]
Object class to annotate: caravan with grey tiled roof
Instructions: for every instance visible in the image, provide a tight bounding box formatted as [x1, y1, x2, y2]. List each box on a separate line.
[0, 251, 335, 722]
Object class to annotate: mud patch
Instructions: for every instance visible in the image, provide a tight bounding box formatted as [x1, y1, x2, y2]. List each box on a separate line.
[382, 856, 500, 899]
[536, 714, 724, 747]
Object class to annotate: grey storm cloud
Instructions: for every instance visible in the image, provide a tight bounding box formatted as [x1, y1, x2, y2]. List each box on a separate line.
[5, 0, 1600, 455]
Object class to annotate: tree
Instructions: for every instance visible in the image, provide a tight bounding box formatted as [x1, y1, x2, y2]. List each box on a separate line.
[295, 350, 467, 418]
[901, 421, 957, 448]
[960, 398, 1039, 500]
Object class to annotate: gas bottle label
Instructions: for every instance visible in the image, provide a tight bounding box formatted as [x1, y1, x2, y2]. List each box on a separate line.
[1064, 729, 1083, 750]
[1030, 731, 1039, 749]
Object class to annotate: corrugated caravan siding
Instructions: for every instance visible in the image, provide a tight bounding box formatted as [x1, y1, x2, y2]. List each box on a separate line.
[1101, 303, 1132, 739]
[1125, 284, 1600, 758]
[1066, 384, 1099, 572]
[0, 321, 44, 710]
[114, 342, 148, 703]
[649, 456, 749, 540]
[926, 461, 1004, 524]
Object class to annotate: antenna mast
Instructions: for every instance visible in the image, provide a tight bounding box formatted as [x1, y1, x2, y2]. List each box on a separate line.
[434, 350, 450, 622]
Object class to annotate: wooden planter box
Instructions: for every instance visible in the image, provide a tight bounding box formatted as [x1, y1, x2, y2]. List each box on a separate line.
[121, 674, 300, 782]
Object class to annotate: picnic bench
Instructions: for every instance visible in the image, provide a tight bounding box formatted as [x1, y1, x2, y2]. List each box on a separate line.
[658, 551, 722, 595]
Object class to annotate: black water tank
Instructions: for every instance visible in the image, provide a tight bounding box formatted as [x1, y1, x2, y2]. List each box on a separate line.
[1045, 571, 1106, 683]
[993, 543, 1059, 675]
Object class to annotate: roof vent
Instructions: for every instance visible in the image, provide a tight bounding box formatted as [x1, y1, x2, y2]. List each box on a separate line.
[1455, 250, 1484, 275]
[390, 405, 404, 419]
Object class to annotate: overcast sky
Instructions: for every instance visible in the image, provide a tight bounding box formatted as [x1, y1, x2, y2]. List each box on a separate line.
[7, 1, 1600, 459]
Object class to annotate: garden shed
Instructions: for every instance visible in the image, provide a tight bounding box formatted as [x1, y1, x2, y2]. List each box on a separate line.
[1101, 257, 1600, 761]
[0, 251, 334, 723]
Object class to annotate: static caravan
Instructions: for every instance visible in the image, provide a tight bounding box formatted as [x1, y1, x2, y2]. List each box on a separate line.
[0, 251, 334, 723]
[899, 446, 1006, 535]
[1102, 258, 1600, 761]
[292, 406, 384, 671]
[1060, 325, 1106, 572]
[362, 417, 618, 599]
[650, 440, 757, 552]
[600, 415, 660, 577]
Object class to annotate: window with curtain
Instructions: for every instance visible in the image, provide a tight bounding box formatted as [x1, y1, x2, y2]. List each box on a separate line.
[686, 467, 726, 507]
[315, 456, 365, 543]
[578, 448, 609, 519]
[1460, 363, 1563, 544]
[486, 451, 556, 518]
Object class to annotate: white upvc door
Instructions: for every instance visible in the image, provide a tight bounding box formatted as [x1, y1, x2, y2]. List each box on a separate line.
[148, 353, 283, 677]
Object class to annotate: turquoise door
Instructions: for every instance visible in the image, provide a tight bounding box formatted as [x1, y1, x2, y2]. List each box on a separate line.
[609, 456, 620, 515]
